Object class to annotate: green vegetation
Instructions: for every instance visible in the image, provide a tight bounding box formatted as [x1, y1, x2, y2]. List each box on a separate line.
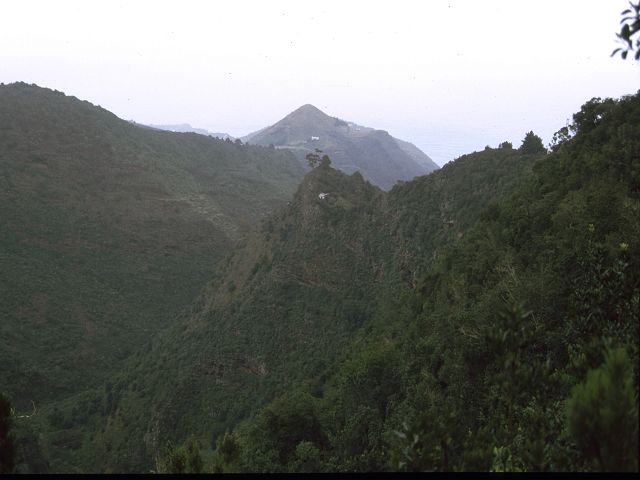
[566, 347, 638, 471]
[0, 82, 304, 470]
[80, 92, 634, 474]
[0, 394, 16, 474]
[519, 131, 546, 154]
[613, 1, 640, 60]
[154, 436, 204, 473]
[305, 148, 331, 168]
[3, 86, 638, 473]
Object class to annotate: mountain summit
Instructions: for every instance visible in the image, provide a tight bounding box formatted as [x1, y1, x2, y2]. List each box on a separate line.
[242, 104, 438, 190]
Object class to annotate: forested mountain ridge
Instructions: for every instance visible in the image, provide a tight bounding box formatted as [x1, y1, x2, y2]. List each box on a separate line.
[83, 93, 639, 473]
[35, 129, 541, 472]
[0, 82, 304, 413]
[3, 88, 638, 473]
[223, 93, 639, 472]
[44, 165, 395, 472]
[242, 104, 439, 190]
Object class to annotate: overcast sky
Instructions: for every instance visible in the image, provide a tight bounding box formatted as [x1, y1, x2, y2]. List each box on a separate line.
[2, 0, 638, 165]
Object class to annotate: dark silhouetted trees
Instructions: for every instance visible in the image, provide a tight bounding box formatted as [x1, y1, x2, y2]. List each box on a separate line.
[519, 131, 546, 154]
[0, 394, 16, 474]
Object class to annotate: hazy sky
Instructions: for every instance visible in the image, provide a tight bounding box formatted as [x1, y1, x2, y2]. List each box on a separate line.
[2, 0, 638, 165]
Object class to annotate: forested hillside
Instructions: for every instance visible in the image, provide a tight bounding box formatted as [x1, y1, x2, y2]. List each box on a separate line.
[0, 83, 304, 428]
[4, 89, 638, 473]
[222, 93, 639, 472]
[27, 111, 544, 472]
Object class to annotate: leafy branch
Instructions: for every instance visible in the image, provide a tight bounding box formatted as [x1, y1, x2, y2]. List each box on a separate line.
[612, 1, 640, 60]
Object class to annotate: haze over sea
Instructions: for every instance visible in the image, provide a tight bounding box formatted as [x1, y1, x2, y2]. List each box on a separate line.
[2, 0, 638, 166]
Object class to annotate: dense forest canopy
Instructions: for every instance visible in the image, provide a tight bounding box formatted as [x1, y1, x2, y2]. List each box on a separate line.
[204, 93, 639, 473]
[2, 90, 635, 473]
[1, 5, 639, 468]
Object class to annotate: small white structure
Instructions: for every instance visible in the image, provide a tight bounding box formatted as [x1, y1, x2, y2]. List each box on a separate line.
[310, 136, 320, 141]
[318, 192, 329, 200]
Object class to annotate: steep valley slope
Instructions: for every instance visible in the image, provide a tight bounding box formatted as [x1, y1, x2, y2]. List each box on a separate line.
[0, 83, 305, 410]
[7, 91, 639, 473]
[43, 143, 540, 472]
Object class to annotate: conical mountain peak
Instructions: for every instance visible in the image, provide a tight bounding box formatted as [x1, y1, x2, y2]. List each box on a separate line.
[294, 103, 324, 114]
[282, 103, 332, 123]
[242, 104, 438, 189]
